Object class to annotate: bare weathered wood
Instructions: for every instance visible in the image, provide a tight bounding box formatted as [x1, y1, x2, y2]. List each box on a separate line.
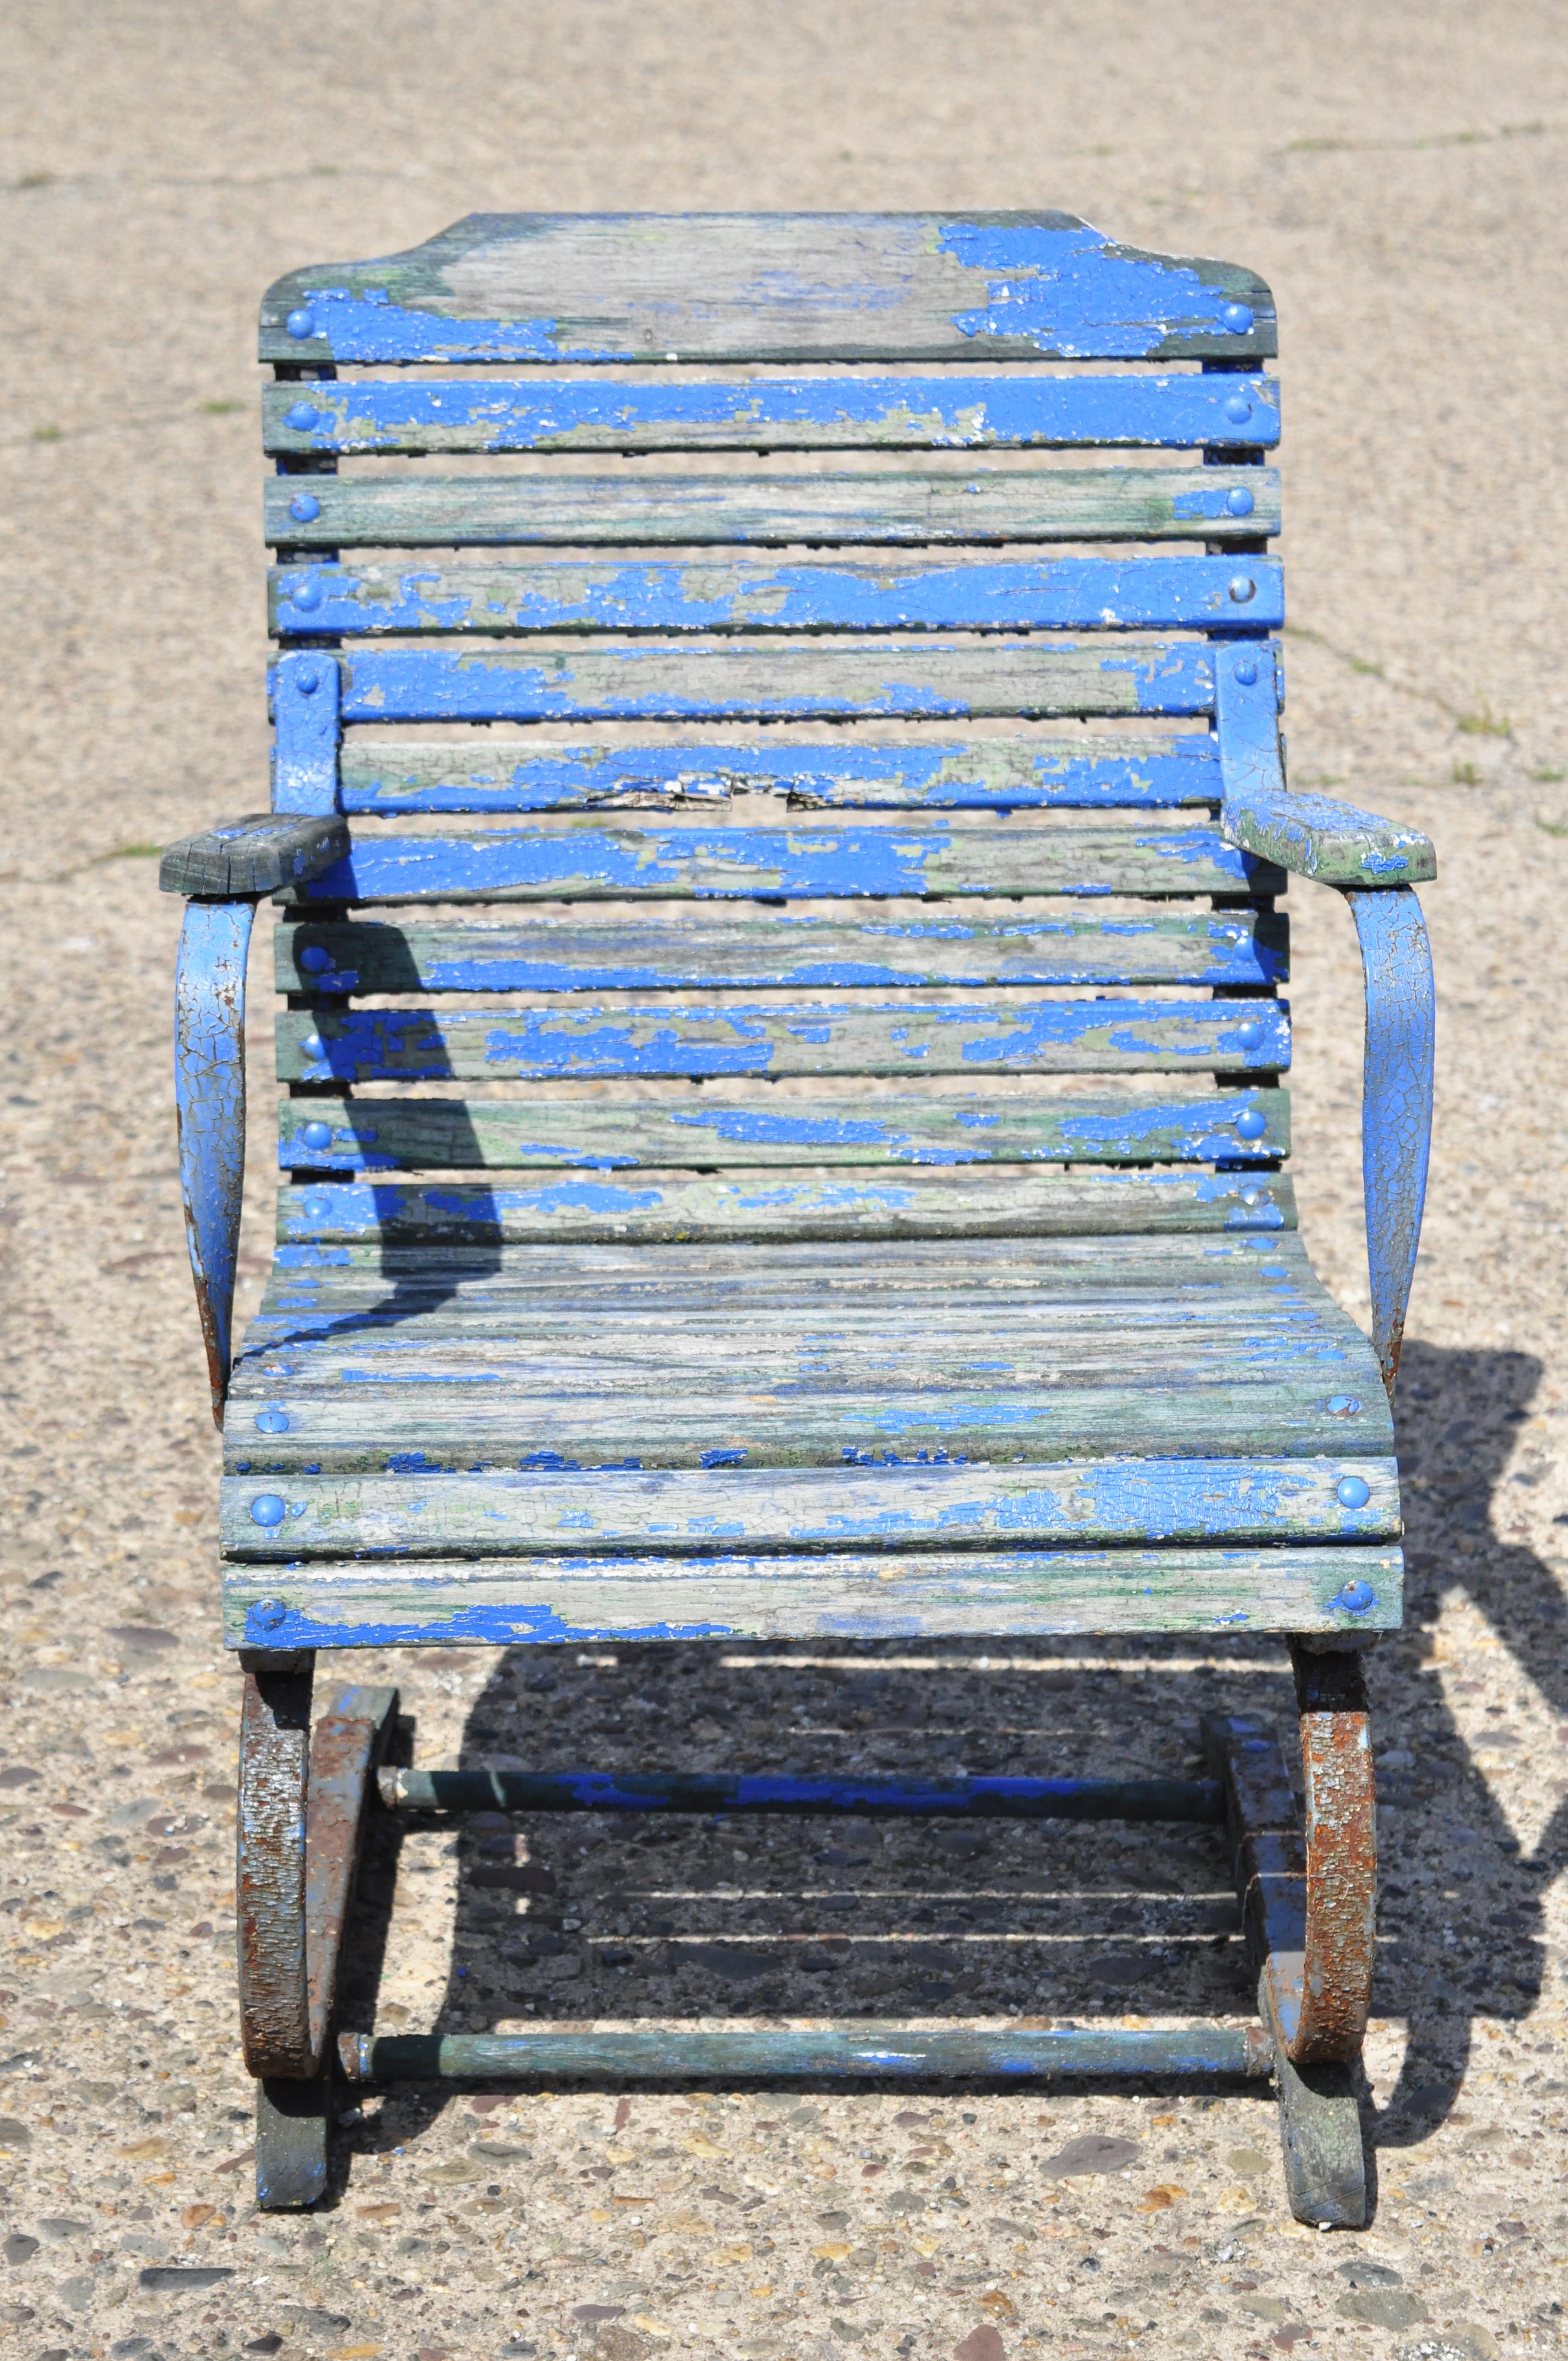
[275, 1168, 1298, 1247]
[265, 466, 1279, 548]
[160, 812, 348, 899]
[259, 213, 1276, 365]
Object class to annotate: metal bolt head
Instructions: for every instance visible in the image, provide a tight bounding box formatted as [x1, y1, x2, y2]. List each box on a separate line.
[298, 943, 332, 973]
[1227, 574, 1256, 604]
[295, 665, 320, 694]
[1221, 301, 1254, 333]
[1235, 1018, 1265, 1048]
[289, 575, 323, 612]
[254, 1408, 290, 1433]
[251, 1597, 288, 1628]
[1325, 1394, 1363, 1418]
[1223, 394, 1252, 423]
[288, 492, 321, 524]
[249, 1494, 287, 1527]
[1234, 1107, 1268, 1139]
[301, 1033, 326, 1061]
[1337, 1579, 1377, 1614]
[1336, 1475, 1372, 1510]
[1224, 486, 1255, 517]
[285, 307, 316, 339]
[284, 401, 319, 431]
[1232, 656, 1259, 686]
[301, 1120, 333, 1149]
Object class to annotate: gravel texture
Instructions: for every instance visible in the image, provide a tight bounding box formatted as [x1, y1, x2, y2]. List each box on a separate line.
[1, 3, 1566, 2354]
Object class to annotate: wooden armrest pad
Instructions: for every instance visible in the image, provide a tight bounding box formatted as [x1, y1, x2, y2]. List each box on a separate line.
[159, 812, 350, 897]
[1222, 787, 1435, 889]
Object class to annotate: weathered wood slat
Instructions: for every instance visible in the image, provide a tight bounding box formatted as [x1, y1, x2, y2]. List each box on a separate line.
[221, 1454, 1399, 1561]
[264, 467, 1279, 550]
[276, 1000, 1292, 1085]
[329, 642, 1226, 725]
[335, 734, 1223, 814]
[226, 1372, 1390, 1477]
[276, 908, 1287, 995]
[292, 819, 1280, 904]
[259, 214, 1276, 366]
[255, 1228, 1313, 1295]
[275, 1169, 1297, 1246]
[275, 1087, 1289, 1166]
[262, 373, 1282, 455]
[273, 556, 1283, 637]
[224, 1542, 1395, 1651]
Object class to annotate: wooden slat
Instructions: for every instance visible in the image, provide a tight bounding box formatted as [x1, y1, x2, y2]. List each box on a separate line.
[291, 819, 1281, 904]
[262, 373, 1282, 456]
[222, 1546, 1398, 1649]
[276, 999, 1293, 1084]
[225, 1382, 1388, 1475]
[259, 214, 1276, 366]
[330, 643, 1227, 725]
[264, 467, 1279, 548]
[275, 1086, 1291, 1167]
[275, 1169, 1297, 1246]
[276, 909, 1288, 994]
[272, 556, 1283, 637]
[220, 1455, 1398, 1560]
[335, 734, 1223, 815]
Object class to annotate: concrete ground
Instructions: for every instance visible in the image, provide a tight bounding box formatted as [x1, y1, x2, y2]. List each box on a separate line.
[1, 2, 1566, 2354]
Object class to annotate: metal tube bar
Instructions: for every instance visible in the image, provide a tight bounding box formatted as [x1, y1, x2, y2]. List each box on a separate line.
[341, 2023, 1271, 2085]
[378, 1769, 1224, 1823]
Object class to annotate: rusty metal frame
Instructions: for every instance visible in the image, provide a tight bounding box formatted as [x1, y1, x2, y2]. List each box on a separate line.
[237, 1657, 399, 2080]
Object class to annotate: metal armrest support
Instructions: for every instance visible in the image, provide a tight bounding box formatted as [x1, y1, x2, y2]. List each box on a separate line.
[1216, 647, 1434, 1394]
[175, 900, 257, 1422]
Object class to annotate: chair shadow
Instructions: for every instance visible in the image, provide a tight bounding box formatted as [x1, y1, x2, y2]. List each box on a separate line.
[332, 1341, 1567, 2191]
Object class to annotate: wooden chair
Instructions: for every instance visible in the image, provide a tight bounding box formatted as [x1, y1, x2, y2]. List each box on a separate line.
[160, 213, 1435, 2223]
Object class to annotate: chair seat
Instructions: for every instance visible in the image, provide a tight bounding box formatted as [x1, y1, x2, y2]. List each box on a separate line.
[219, 1231, 1401, 1652]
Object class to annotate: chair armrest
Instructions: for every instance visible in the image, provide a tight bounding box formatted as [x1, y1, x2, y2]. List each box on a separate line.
[1215, 648, 1435, 886]
[175, 901, 258, 1424]
[160, 812, 349, 897]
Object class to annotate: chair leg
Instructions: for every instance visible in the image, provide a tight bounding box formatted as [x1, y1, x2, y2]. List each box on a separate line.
[236, 1654, 399, 2210]
[1203, 1649, 1376, 2229]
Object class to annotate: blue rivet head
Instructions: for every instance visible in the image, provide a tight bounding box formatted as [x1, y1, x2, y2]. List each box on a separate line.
[1337, 1579, 1377, 1615]
[300, 1119, 333, 1150]
[285, 307, 316, 340]
[294, 665, 320, 695]
[301, 1033, 326, 1062]
[1225, 486, 1256, 518]
[1221, 302, 1254, 333]
[1232, 655, 1259, 686]
[255, 1408, 291, 1433]
[250, 1596, 288, 1629]
[1239, 1184, 1262, 1206]
[1234, 1107, 1268, 1139]
[288, 492, 321, 524]
[1336, 1475, 1372, 1510]
[298, 943, 332, 973]
[248, 1494, 287, 1528]
[289, 575, 323, 612]
[284, 401, 319, 431]
[1235, 1018, 1265, 1049]
[1326, 1394, 1363, 1418]
[1223, 394, 1252, 424]
[1228, 574, 1257, 604]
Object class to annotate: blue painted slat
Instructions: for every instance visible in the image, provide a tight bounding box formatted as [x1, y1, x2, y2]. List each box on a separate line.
[292, 820, 1276, 904]
[259, 214, 1276, 365]
[273, 557, 1284, 638]
[262, 373, 1281, 454]
[387, 1767, 1222, 1818]
[337, 737, 1222, 815]
[328, 642, 1219, 725]
[276, 1003, 1293, 1087]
